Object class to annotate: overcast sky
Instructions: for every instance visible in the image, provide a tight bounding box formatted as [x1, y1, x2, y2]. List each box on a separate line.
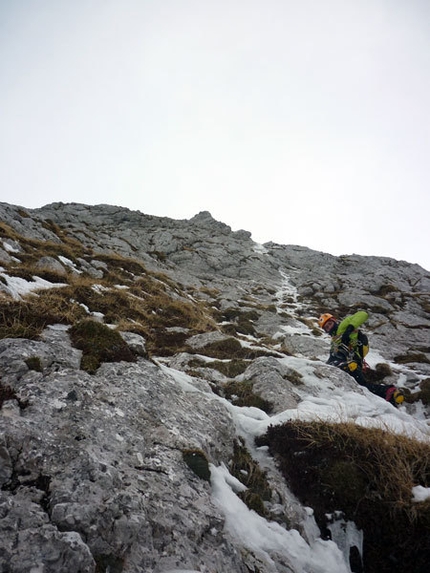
[1, 0, 429, 270]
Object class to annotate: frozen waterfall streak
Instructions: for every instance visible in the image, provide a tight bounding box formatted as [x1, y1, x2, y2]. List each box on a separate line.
[276, 270, 302, 314]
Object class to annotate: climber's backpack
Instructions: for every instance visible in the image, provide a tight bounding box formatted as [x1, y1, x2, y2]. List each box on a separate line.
[356, 330, 369, 359]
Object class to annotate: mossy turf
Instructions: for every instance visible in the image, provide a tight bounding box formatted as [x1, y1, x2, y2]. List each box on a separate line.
[182, 449, 211, 482]
[223, 380, 273, 414]
[230, 438, 272, 517]
[69, 320, 136, 373]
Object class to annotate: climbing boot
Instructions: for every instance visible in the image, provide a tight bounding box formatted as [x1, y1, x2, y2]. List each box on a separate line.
[385, 386, 404, 407]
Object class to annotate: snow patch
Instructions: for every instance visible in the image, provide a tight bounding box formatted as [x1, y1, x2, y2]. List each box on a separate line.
[253, 243, 269, 255]
[210, 463, 350, 573]
[0, 273, 67, 300]
[58, 255, 82, 273]
[412, 485, 430, 503]
[2, 240, 20, 253]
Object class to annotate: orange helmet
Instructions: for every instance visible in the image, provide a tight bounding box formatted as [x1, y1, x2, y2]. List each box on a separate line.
[318, 313, 335, 329]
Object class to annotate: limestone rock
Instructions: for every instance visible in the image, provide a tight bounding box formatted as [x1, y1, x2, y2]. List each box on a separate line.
[0, 200, 429, 572]
[35, 256, 68, 275]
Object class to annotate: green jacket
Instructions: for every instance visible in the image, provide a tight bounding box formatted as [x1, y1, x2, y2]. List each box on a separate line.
[330, 310, 369, 361]
[337, 310, 368, 336]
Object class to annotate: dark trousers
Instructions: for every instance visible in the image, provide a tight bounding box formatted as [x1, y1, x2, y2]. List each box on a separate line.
[340, 364, 391, 400]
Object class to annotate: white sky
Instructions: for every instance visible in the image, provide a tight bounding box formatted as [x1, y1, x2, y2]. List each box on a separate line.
[1, 0, 429, 270]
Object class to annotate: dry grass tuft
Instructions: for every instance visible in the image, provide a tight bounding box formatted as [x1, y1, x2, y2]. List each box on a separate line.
[394, 352, 430, 365]
[0, 292, 88, 340]
[257, 420, 430, 572]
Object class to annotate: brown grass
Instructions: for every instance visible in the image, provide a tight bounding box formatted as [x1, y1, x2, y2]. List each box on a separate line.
[257, 420, 430, 572]
[0, 221, 220, 351]
[394, 352, 430, 365]
[0, 291, 88, 340]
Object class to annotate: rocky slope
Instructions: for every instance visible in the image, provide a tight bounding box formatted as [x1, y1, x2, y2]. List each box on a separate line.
[0, 201, 430, 573]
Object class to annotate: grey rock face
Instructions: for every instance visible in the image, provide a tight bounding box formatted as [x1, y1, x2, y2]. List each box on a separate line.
[0, 331, 247, 573]
[119, 332, 147, 357]
[0, 201, 429, 572]
[240, 357, 302, 412]
[0, 246, 13, 263]
[34, 256, 68, 275]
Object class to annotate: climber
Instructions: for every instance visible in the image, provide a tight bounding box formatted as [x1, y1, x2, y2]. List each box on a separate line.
[318, 311, 404, 406]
